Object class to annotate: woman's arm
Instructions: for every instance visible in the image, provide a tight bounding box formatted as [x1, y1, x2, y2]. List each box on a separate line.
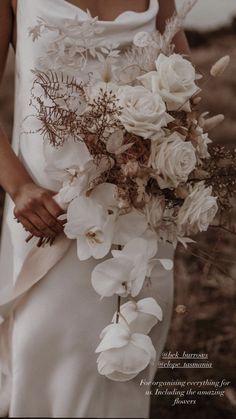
[156, 0, 191, 56]
[0, 0, 64, 238]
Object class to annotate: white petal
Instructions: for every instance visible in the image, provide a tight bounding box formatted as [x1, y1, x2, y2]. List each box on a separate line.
[103, 369, 138, 382]
[113, 211, 147, 245]
[137, 297, 163, 321]
[112, 300, 138, 324]
[130, 256, 148, 297]
[114, 298, 162, 334]
[122, 238, 149, 259]
[131, 333, 156, 364]
[95, 324, 130, 353]
[99, 322, 130, 340]
[56, 183, 79, 207]
[112, 240, 150, 297]
[44, 138, 91, 170]
[96, 352, 116, 375]
[90, 183, 118, 209]
[128, 312, 158, 334]
[98, 341, 151, 374]
[141, 229, 158, 259]
[65, 196, 105, 237]
[97, 351, 140, 381]
[158, 258, 174, 270]
[91, 257, 133, 297]
[89, 216, 115, 260]
[76, 237, 92, 261]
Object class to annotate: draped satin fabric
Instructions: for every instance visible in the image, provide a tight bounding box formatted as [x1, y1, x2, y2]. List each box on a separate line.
[0, 1, 175, 417]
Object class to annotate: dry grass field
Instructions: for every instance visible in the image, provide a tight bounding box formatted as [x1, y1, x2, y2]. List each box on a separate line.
[0, 28, 235, 418]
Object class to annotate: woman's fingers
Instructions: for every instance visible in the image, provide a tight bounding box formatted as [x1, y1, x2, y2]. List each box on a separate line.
[44, 193, 65, 219]
[27, 212, 57, 238]
[13, 184, 66, 239]
[16, 215, 44, 238]
[36, 206, 64, 234]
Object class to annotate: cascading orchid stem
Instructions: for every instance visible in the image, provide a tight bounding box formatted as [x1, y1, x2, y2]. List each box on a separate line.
[115, 295, 121, 324]
[115, 244, 123, 323]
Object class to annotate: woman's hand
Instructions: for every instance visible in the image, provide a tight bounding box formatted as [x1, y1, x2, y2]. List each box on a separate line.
[13, 182, 65, 239]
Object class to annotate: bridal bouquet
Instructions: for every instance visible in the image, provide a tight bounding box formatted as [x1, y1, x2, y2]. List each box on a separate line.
[26, 0, 235, 381]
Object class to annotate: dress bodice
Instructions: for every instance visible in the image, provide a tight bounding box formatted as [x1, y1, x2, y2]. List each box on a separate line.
[13, 0, 159, 189]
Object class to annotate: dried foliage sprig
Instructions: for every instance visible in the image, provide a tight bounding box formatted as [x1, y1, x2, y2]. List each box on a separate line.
[159, 0, 198, 55]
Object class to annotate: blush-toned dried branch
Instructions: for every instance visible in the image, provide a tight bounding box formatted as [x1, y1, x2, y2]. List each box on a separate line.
[79, 89, 122, 145]
[29, 69, 86, 146]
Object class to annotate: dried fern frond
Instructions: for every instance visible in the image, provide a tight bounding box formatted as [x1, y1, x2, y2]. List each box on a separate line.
[31, 69, 85, 103]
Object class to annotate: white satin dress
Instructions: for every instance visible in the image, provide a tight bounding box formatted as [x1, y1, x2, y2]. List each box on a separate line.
[0, 0, 174, 417]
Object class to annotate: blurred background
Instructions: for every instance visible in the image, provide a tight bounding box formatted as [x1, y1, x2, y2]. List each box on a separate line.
[0, 1, 235, 418]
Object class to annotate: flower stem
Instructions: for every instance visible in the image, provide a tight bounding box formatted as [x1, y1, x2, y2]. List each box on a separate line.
[116, 295, 121, 323]
[115, 244, 123, 324]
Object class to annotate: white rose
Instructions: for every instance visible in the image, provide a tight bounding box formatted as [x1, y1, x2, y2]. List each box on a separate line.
[151, 132, 197, 189]
[117, 85, 173, 141]
[138, 53, 198, 112]
[177, 182, 218, 236]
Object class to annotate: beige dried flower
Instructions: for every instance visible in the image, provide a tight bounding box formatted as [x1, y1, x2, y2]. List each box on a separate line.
[101, 59, 113, 83]
[210, 55, 230, 77]
[175, 305, 187, 315]
[202, 114, 225, 131]
[145, 196, 165, 229]
[121, 161, 139, 178]
[174, 185, 189, 199]
[192, 96, 202, 105]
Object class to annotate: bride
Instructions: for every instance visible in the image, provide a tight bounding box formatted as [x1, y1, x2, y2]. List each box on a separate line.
[0, 0, 191, 417]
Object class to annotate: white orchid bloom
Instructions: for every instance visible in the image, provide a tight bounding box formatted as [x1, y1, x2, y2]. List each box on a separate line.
[95, 323, 156, 381]
[54, 160, 98, 209]
[114, 230, 173, 275]
[89, 182, 119, 211]
[112, 297, 163, 335]
[57, 155, 113, 207]
[44, 140, 112, 208]
[44, 138, 91, 181]
[64, 183, 119, 260]
[44, 139, 92, 204]
[84, 182, 148, 246]
[91, 238, 159, 298]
